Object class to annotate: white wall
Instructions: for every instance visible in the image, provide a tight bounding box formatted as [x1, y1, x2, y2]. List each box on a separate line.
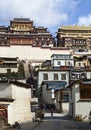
[42, 84, 55, 104]
[86, 72, 91, 79]
[53, 59, 74, 67]
[54, 60, 65, 66]
[0, 45, 70, 60]
[55, 91, 69, 112]
[76, 102, 91, 120]
[69, 83, 91, 121]
[0, 68, 18, 73]
[38, 70, 69, 87]
[8, 84, 32, 124]
[69, 83, 79, 117]
[62, 102, 69, 113]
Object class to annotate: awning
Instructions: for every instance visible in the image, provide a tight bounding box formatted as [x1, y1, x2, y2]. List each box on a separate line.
[42, 81, 67, 90]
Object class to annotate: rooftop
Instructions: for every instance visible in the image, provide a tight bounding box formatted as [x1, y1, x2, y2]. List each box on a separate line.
[58, 24, 91, 31]
[13, 18, 31, 22]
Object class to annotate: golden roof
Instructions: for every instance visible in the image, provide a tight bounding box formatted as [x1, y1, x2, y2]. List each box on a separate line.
[60, 24, 91, 30]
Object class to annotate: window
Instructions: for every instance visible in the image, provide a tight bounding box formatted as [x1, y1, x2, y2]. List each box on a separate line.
[80, 89, 91, 99]
[80, 86, 91, 99]
[57, 61, 61, 65]
[71, 73, 75, 79]
[43, 73, 48, 80]
[61, 74, 66, 80]
[63, 94, 69, 101]
[60, 91, 69, 101]
[7, 69, 11, 74]
[53, 73, 58, 80]
[75, 74, 80, 79]
[67, 62, 71, 66]
[78, 63, 81, 67]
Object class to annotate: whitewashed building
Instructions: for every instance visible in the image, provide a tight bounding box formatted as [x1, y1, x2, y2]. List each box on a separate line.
[68, 80, 91, 121]
[0, 46, 71, 61]
[37, 69, 70, 89]
[55, 88, 69, 113]
[51, 54, 74, 69]
[0, 80, 32, 125]
[40, 81, 67, 103]
[0, 57, 19, 74]
[40, 81, 68, 112]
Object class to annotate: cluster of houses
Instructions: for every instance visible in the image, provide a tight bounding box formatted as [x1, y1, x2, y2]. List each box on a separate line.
[0, 80, 33, 125]
[1, 17, 91, 125]
[0, 57, 34, 125]
[37, 51, 91, 121]
[0, 49, 91, 125]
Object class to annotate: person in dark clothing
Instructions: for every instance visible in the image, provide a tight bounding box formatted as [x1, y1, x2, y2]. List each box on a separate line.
[12, 122, 21, 129]
[50, 107, 54, 117]
[40, 103, 44, 109]
[50, 104, 55, 117]
[26, 75, 34, 85]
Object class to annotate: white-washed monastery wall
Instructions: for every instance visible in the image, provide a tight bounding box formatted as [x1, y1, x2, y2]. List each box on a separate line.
[0, 46, 70, 60]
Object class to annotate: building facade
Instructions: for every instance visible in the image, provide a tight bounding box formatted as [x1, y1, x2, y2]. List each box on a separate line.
[51, 54, 74, 70]
[68, 80, 91, 121]
[56, 25, 91, 53]
[0, 80, 32, 125]
[40, 81, 68, 112]
[0, 18, 74, 65]
[0, 18, 55, 47]
[0, 57, 18, 74]
[37, 70, 69, 89]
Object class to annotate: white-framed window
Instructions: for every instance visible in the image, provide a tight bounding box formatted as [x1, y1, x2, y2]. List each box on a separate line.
[61, 73, 66, 80]
[43, 73, 48, 80]
[57, 61, 61, 65]
[67, 62, 71, 66]
[53, 73, 58, 80]
[75, 74, 80, 79]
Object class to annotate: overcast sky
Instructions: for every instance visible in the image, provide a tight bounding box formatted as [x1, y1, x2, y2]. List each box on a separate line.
[0, 0, 91, 36]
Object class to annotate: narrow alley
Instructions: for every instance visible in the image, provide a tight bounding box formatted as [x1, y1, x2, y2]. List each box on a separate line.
[10, 112, 91, 130]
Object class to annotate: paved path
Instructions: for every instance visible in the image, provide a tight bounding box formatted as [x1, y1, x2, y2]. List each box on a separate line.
[10, 112, 91, 130]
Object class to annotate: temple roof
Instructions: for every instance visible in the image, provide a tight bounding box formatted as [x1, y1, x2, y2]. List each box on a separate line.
[10, 18, 33, 24]
[13, 18, 31, 22]
[59, 25, 91, 30]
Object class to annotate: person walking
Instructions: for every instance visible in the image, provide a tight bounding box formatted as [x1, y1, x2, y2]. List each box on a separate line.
[50, 107, 54, 117]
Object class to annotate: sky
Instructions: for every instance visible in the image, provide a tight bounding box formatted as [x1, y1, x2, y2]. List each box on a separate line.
[0, 0, 91, 36]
